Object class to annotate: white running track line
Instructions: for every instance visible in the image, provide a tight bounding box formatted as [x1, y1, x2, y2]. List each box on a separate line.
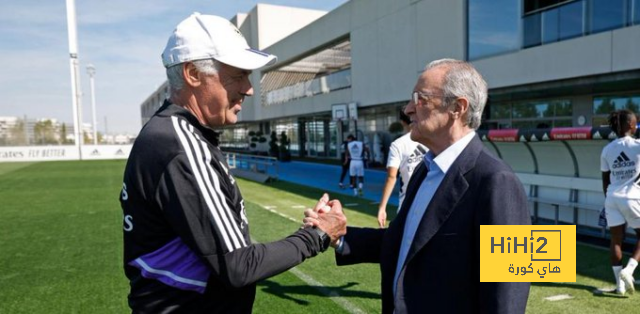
[256, 204, 367, 314]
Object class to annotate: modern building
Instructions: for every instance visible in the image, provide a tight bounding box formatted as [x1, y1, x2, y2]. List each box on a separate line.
[140, 0, 640, 235]
[141, 0, 640, 156]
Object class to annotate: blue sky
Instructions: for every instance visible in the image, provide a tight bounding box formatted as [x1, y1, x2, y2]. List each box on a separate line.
[0, 0, 347, 134]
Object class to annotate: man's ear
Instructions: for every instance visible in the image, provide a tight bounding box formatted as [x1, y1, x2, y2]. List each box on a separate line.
[450, 97, 469, 118]
[182, 62, 202, 88]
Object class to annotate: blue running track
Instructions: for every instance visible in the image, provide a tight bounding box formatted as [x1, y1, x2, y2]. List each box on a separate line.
[269, 161, 399, 207]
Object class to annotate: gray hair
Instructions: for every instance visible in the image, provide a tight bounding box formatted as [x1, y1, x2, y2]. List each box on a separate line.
[425, 58, 488, 129]
[166, 59, 222, 96]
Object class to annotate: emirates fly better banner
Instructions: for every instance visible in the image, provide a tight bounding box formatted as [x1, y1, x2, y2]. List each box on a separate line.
[0, 145, 132, 162]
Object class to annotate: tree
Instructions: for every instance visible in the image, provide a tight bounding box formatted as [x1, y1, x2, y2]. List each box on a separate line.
[268, 131, 279, 157]
[8, 120, 26, 145]
[595, 98, 616, 115]
[625, 98, 639, 114]
[279, 131, 291, 161]
[248, 130, 258, 151]
[60, 124, 69, 144]
[34, 120, 58, 145]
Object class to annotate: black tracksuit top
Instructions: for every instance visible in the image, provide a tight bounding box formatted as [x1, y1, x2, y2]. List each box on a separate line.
[121, 101, 324, 313]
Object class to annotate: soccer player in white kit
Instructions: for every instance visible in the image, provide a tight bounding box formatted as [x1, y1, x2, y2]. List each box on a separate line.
[601, 109, 640, 295]
[377, 113, 427, 227]
[346, 134, 368, 196]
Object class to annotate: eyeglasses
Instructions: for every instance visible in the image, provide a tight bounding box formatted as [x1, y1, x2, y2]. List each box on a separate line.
[411, 91, 452, 104]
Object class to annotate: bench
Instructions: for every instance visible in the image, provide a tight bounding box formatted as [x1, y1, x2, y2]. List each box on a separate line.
[528, 196, 601, 223]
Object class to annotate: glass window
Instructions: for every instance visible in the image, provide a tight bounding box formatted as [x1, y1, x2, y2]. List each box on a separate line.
[468, 0, 520, 59]
[594, 96, 640, 114]
[590, 0, 625, 33]
[523, 13, 542, 47]
[558, 1, 584, 40]
[490, 103, 512, 119]
[543, 9, 559, 43]
[484, 99, 572, 129]
[634, 0, 640, 24]
[525, 0, 572, 14]
[512, 120, 553, 129]
[274, 119, 299, 155]
[554, 119, 573, 127]
[513, 102, 551, 118]
[554, 100, 573, 116]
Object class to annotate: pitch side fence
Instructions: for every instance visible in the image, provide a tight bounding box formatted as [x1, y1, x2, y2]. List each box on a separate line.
[477, 126, 625, 239]
[224, 152, 279, 183]
[0, 145, 132, 162]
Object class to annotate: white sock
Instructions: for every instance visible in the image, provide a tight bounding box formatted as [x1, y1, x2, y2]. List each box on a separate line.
[613, 265, 624, 292]
[358, 182, 363, 189]
[353, 188, 357, 196]
[625, 258, 638, 275]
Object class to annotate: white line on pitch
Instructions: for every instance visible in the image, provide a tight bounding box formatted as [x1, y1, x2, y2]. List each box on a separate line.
[260, 206, 299, 223]
[289, 267, 366, 314]
[343, 203, 359, 207]
[544, 294, 573, 301]
[291, 205, 306, 209]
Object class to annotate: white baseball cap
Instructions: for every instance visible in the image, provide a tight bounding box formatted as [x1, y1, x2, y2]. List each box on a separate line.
[162, 12, 277, 70]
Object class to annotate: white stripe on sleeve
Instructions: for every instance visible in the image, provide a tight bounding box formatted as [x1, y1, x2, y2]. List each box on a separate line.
[171, 116, 238, 252]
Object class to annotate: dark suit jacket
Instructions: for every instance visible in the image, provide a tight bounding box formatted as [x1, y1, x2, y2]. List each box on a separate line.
[336, 135, 531, 314]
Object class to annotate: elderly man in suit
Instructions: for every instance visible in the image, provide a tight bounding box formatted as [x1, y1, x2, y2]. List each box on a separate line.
[306, 58, 531, 313]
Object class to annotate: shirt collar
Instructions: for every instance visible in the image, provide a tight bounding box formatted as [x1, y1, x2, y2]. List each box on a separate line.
[424, 131, 476, 174]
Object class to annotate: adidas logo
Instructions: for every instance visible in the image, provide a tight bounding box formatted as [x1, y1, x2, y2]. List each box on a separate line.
[613, 152, 636, 168]
[407, 146, 427, 163]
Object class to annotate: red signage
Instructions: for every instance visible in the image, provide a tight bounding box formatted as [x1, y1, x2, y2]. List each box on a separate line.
[550, 127, 592, 140]
[488, 129, 519, 142]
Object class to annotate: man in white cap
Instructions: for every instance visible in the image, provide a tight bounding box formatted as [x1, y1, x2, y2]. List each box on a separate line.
[120, 13, 346, 313]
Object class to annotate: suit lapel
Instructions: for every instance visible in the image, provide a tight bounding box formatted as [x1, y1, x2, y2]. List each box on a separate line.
[403, 136, 483, 265]
[381, 161, 428, 292]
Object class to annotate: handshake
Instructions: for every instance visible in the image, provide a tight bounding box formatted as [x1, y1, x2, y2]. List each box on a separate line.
[303, 193, 348, 248]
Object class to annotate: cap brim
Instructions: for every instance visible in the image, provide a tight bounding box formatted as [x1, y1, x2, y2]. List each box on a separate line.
[216, 48, 277, 70]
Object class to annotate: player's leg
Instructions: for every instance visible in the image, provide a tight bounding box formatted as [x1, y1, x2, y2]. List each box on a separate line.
[349, 161, 357, 196]
[607, 196, 628, 294]
[619, 199, 640, 294]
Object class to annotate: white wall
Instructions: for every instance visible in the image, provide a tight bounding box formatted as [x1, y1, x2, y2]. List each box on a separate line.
[473, 25, 640, 89]
[253, 0, 467, 119]
[237, 4, 329, 122]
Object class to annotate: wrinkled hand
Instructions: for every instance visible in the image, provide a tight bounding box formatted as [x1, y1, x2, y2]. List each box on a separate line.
[377, 207, 387, 228]
[303, 194, 347, 246]
[314, 193, 332, 213]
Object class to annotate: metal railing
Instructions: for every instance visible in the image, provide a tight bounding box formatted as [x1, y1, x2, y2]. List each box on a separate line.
[224, 152, 279, 180]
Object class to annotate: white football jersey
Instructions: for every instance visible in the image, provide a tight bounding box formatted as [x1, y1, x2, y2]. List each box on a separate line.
[601, 136, 640, 198]
[348, 141, 364, 160]
[387, 133, 428, 207]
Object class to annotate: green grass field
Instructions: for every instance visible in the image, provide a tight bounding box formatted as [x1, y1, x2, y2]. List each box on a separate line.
[0, 160, 637, 313]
